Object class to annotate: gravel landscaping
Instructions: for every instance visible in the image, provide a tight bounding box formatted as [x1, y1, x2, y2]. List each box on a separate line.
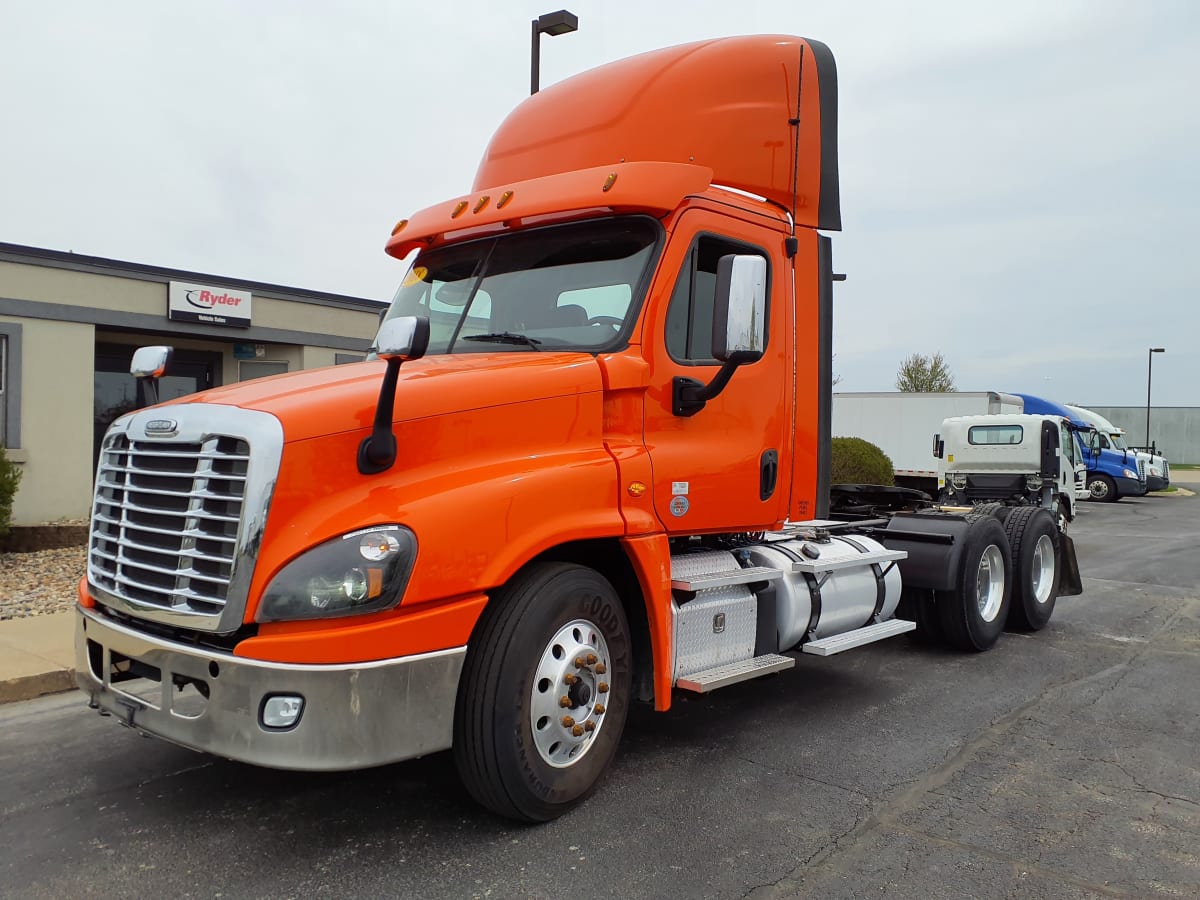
[0, 546, 87, 620]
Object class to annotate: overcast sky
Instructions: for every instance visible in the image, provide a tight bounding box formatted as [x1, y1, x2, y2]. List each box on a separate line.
[2, 1, 1196, 405]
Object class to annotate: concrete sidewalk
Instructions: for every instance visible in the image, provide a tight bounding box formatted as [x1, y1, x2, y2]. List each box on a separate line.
[0, 611, 75, 704]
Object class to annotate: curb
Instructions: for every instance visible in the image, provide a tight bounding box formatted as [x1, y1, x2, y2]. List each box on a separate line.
[0, 668, 76, 705]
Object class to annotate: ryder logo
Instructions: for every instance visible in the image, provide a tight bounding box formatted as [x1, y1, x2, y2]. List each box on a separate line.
[185, 289, 245, 311]
[169, 281, 252, 327]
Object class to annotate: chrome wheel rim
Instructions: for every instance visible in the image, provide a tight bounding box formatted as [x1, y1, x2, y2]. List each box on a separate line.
[977, 545, 1006, 622]
[530, 618, 611, 768]
[1032, 534, 1056, 604]
[1089, 479, 1108, 500]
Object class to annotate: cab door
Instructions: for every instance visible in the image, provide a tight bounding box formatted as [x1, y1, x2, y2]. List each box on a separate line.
[640, 210, 792, 534]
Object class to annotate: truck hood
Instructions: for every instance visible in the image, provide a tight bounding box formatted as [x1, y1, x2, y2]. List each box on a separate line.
[182, 352, 603, 443]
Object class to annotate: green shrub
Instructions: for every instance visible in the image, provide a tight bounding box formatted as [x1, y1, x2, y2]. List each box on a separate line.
[0, 448, 21, 536]
[830, 436, 895, 486]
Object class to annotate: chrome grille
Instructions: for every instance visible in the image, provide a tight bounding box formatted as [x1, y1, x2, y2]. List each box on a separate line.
[90, 433, 249, 617]
[1137, 458, 1146, 483]
[87, 405, 283, 634]
[1163, 460, 1170, 480]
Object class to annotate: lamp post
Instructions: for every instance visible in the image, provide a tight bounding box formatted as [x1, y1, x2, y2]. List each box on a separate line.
[530, 9, 578, 95]
[1146, 347, 1165, 449]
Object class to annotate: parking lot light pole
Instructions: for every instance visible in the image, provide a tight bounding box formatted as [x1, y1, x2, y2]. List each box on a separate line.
[531, 9, 578, 95]
[1146, 347, 1165, 449]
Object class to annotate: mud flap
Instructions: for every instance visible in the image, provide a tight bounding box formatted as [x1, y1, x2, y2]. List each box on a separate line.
[1058, 532, 1084, 597]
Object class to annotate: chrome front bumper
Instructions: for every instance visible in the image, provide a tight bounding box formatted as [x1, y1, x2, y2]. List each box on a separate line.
[75, 606, 465, 771]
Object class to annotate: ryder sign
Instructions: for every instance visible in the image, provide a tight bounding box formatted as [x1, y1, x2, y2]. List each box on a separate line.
[168, 281, 252, 327]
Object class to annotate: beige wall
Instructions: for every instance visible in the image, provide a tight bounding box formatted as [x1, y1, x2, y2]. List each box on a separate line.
[1, 315, 96, 525]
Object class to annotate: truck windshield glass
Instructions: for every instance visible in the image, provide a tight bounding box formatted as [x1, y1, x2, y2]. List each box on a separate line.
[378, 218, 659, 354]
[1109, 433, 1128, 450]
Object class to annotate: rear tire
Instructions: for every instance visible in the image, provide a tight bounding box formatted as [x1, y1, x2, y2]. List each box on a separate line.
[1087, 473, 1118, 503]
[1004, 507, 1059, 631]
[453, 562, 631, 823]
[938, 517, 1012, 652]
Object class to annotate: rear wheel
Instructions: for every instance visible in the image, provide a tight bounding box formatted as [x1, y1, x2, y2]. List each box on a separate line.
[938, 517, 1012, 652]
[453, 562, 631, 822]
[1087, 473, 1118, 502]
[1005, 507, 1059, 631]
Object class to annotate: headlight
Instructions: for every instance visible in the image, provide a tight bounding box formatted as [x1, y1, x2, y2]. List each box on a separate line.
[1122, 469, 1137, 479]
[256, 525, 417, 622]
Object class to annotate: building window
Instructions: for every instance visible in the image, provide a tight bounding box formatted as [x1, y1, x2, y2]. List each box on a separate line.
[239, 360, 289, 382]
[0, 323, 22, 449]
[335, 353, 365, 365]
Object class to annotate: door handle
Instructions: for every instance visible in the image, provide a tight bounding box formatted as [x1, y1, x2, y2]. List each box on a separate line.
[760, 449, 779, 501]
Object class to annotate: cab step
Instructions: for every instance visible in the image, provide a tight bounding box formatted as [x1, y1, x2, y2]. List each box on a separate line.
[800, 618, 916, 656]
[676, 653, 795, 693]
[671, 566, 782, 592]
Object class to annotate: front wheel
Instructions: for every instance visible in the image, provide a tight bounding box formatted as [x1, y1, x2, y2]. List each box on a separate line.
[453, 562, 631, 822]
[1087, 473, 1118, 503]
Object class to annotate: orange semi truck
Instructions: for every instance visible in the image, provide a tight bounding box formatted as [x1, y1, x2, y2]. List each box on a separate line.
[76, 35, 1081, 822]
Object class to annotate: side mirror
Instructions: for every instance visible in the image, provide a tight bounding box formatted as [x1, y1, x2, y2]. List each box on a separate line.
[713, 255, 767, 364]
[673, 254, 767, 417]
[359, 316, 431, 474]
[130, 345, 173, 408]
[932, 434, 943, 459]
[375, 316, 431, 361]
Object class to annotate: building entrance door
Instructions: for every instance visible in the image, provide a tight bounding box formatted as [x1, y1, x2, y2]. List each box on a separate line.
[93, 343, 220, 470]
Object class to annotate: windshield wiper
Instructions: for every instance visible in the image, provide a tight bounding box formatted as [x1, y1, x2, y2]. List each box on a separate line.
[460, 332, 543, 350]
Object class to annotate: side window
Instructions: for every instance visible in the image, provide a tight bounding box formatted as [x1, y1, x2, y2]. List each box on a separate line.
[0, 324, 20, 449]
[666, 236, 769, 363]
[0, 333, 7, 447]
[1062, 424, 1076, 463]
[1098, 434, 1111, 450]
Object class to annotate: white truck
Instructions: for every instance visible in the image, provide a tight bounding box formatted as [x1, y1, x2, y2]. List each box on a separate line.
[935, 414, 1081, 530]
[1066, 404, 1169, 492]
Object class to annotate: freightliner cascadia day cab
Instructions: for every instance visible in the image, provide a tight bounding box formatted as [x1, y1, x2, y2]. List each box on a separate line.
[1016, 394, 1148, 502]
[76, 36, 1083, 822]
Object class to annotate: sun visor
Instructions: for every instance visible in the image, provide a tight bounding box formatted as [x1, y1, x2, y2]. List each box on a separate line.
[473, 35, 840, 231]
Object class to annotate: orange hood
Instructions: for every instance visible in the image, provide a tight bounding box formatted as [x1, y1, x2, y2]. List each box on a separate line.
[185, 352, 604, 444]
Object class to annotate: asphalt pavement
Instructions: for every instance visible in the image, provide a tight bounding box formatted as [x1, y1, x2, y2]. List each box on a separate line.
[1, 493, 1197, 898]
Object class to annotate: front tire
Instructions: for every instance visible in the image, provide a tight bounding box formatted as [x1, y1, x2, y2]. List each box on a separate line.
[938, 517, 1013, 652]
[1087, 473, 1118, 503]
[1005, 507, 1059, 631]
[453, 562, 631, 822]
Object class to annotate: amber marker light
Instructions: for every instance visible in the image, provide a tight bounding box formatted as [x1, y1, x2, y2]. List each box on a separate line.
[473, 195, 491, 213]
[391, 219, 409, 235]
[602, 172, 618, 192]
[627, 481, 647, 497]
[451, 200, 469, 218]
[496, 190, 514, 209]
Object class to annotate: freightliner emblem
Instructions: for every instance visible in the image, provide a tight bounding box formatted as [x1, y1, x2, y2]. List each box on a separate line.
[145, 419, 178, 435]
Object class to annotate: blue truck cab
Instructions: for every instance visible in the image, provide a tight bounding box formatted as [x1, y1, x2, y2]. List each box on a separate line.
[1015, 394, 1147, 502]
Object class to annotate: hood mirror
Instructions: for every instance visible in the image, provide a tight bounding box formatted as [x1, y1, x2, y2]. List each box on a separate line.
[130, 345, 174, 408]
[359, 316, 431, 474]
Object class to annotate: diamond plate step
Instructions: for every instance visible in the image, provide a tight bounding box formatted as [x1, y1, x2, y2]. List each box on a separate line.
[801, 618, 916, 656]
[675, 653, 795, 693]
[671, 566, 783, 592]
[789, 548, 907, 575]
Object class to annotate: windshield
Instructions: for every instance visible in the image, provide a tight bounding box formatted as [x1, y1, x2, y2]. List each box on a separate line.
[376, 218, 660, 355]
[1109, 433, 1128, 450]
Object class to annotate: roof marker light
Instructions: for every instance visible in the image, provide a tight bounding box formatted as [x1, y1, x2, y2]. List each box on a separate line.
[602, 172, 618, 192]
[473, 195, 491, 213]
[451, 201, 469, 218]
[391, 219, 409, 235]
[496, 191, 514, 209]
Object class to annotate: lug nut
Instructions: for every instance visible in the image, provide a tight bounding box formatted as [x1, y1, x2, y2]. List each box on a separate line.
[584, 720, 596, 732]
[572, 725, 584, 737]
[586, 653, 598, 665]
[598, 682, 609, 693]
[574, 657, 586, 668]
[594, 703, 605, 715]
[594, 663, 607, 674]
[561, 715, 575, 728]
[559, 696, 572, 708]
[564, 673, 578, 685]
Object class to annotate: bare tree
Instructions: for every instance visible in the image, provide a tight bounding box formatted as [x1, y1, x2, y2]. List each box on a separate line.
[895, 352, 956, 392]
